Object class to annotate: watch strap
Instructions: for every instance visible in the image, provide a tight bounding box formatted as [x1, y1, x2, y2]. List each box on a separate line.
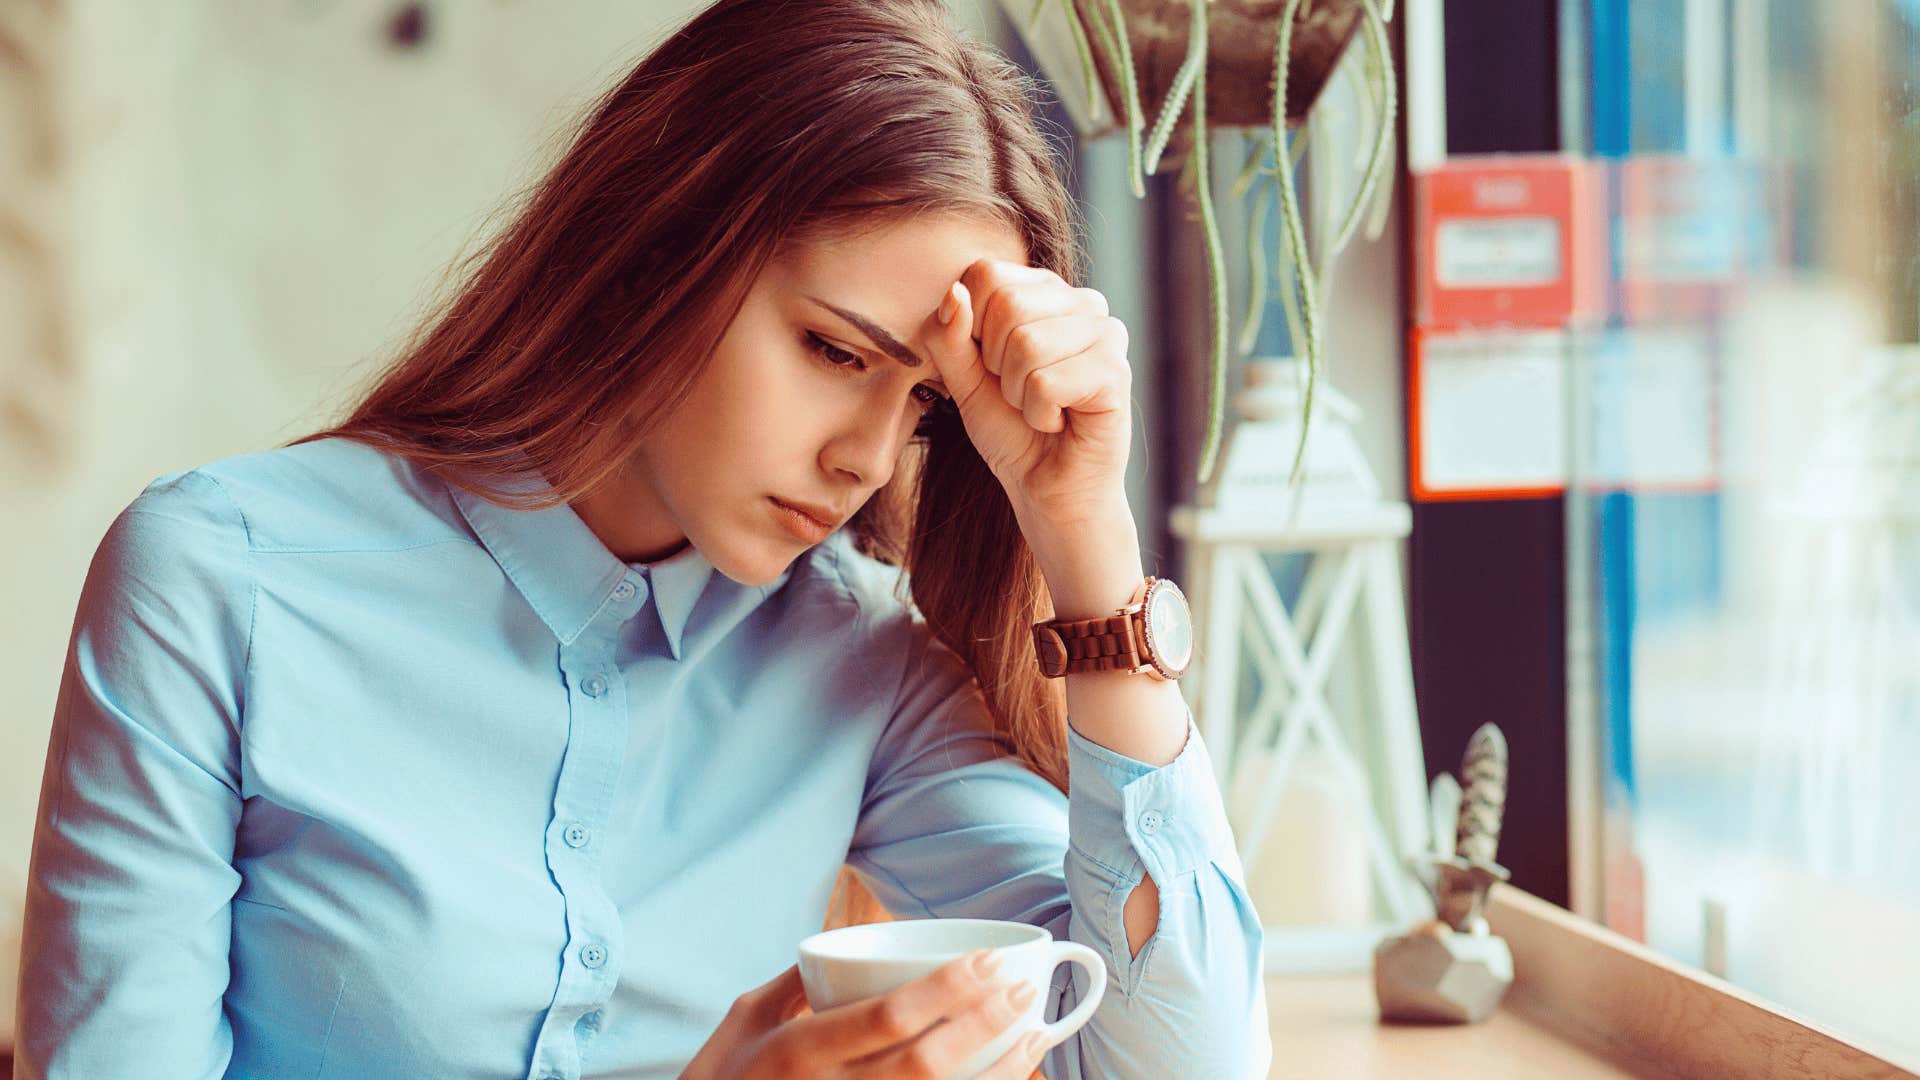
[1031, 577, 1155, 679]
[1031, 613, 1141, 678]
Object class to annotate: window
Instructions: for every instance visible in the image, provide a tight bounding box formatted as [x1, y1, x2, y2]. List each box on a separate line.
[1565, 0, 1919, 1064]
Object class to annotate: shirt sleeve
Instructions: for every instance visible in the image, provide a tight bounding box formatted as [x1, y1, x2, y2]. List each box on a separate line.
[15, 470, 251, 1080]
[846, 616, 1272, 1079]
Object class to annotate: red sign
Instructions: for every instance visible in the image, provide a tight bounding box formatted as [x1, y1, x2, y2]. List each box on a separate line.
[1413, 154, 1606, 331]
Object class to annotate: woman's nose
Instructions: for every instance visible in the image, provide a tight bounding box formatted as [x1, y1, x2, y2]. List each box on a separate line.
[821, 404, 910, 488]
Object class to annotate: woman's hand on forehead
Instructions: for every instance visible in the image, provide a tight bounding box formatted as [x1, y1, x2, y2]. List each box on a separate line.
[924, 256, 1133, 536]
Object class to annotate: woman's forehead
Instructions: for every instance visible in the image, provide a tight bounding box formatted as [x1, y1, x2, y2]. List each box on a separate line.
[782, 214, 1027, 277]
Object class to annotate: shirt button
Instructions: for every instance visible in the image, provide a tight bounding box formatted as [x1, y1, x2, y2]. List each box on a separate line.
[581, 674, 609, 698]
[580, 943, 609, 969]
[562, 822, 591, 848]
[612, 580, 636, 601]
[1139, 809, 1165, 835]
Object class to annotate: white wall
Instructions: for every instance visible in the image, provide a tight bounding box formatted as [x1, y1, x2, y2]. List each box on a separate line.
[1, 0, 713, 972]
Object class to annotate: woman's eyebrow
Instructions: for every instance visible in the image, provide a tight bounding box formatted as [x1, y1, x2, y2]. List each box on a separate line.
[806, 296, 926, 369]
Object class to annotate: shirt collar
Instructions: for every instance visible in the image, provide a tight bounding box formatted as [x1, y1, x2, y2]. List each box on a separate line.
[446, 465, 714, 658]
[638, 539, 713, 660]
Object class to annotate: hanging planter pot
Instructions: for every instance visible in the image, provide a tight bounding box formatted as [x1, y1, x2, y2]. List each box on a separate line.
[1070, 0, 1364, 150]
[1003, 0, 1397, 491]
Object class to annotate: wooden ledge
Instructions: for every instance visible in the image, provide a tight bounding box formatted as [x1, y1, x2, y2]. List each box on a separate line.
[1487, 884, 1917, 1079]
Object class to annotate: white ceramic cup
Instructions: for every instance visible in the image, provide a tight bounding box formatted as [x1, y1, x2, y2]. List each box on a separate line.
[796, 918, 1107, 1080]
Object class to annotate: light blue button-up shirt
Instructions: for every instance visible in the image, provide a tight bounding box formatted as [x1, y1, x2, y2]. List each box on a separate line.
[17, 436, 1269, 1079]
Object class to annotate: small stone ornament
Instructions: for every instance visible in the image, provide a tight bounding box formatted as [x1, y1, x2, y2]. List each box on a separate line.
[1373, 723, 1515, 1023]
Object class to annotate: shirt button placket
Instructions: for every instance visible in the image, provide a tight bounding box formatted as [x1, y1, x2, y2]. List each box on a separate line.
[542, 617, 626, 1079]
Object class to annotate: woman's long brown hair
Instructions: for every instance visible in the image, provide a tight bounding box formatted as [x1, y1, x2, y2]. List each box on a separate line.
[294, 0, 1085, 930]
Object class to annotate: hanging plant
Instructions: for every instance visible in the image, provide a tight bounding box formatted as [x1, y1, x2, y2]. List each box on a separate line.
[1005, 0, 1398, 489]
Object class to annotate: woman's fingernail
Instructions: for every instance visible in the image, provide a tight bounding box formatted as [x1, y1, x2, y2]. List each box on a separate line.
[972, 948, 1001, 976]
[938, 287, 957, 325]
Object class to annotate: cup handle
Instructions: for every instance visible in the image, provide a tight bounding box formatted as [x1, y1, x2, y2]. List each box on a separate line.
[1037, 941, 1108, 1049]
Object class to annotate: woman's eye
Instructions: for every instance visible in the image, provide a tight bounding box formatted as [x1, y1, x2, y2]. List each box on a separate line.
[807, 332, 865, 370]
[910, 389, 957, 440]
[810, 330, 948, 412]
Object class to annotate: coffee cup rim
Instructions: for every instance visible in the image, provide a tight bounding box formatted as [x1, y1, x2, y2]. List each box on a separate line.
[798, 918, 1050, 963]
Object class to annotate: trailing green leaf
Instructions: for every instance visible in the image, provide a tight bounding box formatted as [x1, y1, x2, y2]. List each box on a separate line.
[1141, 2, 1208, 177]
[1190, 0, 1230, 487]
[1271, 0, 1321, 487]
[1036, 0, 1104, 127]
[1237, 184, 1271, 357]
[1273, 190, 1308, 361]
[1080, 0, 1147, 197]
[1231, 131, 1276, 200]
[1329, 0, 1398, 255]
[1061, 0, 1102, 120]
[1258, 123, 1314, 373]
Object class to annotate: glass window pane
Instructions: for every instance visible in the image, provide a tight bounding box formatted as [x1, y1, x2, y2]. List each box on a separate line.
[1568, 0, 1920, 1064]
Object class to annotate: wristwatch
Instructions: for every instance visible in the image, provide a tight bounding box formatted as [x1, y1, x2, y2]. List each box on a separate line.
[1031, 576, 1194, 681]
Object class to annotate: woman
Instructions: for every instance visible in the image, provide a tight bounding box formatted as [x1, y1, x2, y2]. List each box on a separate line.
[16, 1, 1269, 1076]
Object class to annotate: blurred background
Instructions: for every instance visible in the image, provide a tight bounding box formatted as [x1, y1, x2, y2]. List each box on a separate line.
[1, 0, 1914, 1072]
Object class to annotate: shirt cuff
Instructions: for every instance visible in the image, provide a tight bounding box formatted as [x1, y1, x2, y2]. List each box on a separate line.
[1065, 705, 1239, 885]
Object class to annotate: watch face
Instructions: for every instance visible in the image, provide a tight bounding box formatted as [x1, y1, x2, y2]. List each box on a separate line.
[1144, 579, 1194, 678]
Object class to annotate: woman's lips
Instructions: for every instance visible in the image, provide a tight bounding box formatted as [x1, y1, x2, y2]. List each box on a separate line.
[769, 497, 833, 543]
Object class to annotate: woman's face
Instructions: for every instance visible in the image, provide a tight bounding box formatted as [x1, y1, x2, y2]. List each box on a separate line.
[582, 214, 1028, 585]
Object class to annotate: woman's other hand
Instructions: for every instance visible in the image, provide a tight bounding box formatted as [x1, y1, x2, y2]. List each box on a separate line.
[678, 949, 1050, 1079]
